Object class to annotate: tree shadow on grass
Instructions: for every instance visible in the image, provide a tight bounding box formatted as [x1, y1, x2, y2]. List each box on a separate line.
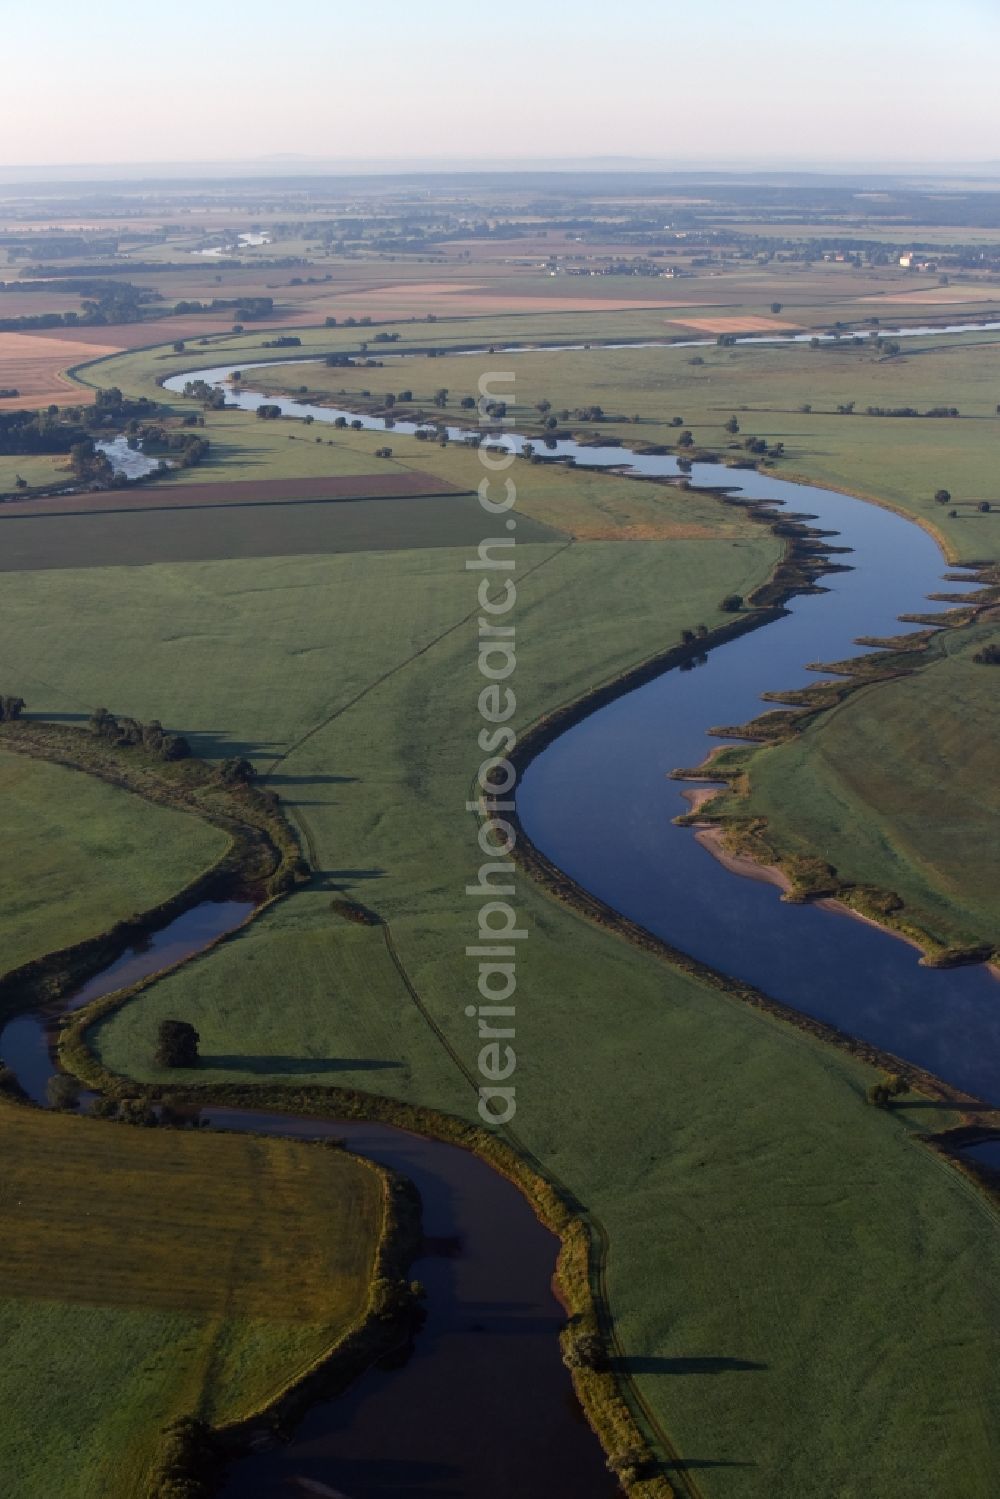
[615, 1355, 767, 1375]
[664, 1458, 758, 1472]
[265, 772, 359, 786]
[199, 1055, 403, 1075]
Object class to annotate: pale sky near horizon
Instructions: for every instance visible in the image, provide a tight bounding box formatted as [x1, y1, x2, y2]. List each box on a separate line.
[3, 0, 998, 168]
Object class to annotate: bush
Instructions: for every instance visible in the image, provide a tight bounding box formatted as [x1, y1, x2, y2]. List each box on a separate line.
[561, 1325, 607, 1371]
[46, 1074, 80, 1111]
[0, 694, 25, 721]
[155, 1020, 200, 1069]
[721, 594, 743, 612]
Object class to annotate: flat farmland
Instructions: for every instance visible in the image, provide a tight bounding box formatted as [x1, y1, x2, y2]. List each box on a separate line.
[0, 1098, 383, 1499]
[0, 491, 559, 571]
[0, 331, 122, 408]
[233, 331, 1000, 560]
[668, 314, 802, 333]
[0, 470, 466, 516]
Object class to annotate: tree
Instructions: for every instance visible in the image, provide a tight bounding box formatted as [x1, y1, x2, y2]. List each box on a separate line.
[47, 1074, 80, 1110]
[725, 416, 740, 434]
[934, 489, 951, 505]
[173, 340, 185, 353]
[721, 594, 743, 612]
[219, 756, 256, 786]
[979, 501, 991, 513]
[89, 705, 117, 739]
[384, 393, 396, 408]
[536, 399, 551, 415]
[770, 302, 783, 314]
[14, 473, 27, 489]
[677, 429, 694, 448]
[562, 1327, 607, 1371]
[433, 388, 448, 408]
[0, 695, 25, 721]
[155, 1020, 200, 1068]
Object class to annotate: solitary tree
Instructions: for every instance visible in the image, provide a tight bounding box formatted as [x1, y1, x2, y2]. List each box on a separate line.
[721, 594, 743, 612]
[677, 429, 695, 448]
[155, 1020, 200, 1069]
[725, 416, 740, 434]
[219, 756, 256, 786]
[770, 302, 783, 314]
[934, 489, 951, 506]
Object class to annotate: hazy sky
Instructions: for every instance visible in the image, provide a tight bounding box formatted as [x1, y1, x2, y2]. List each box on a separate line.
[4, 0, 999, 168]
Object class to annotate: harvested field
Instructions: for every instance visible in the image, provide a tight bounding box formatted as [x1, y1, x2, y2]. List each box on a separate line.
[860, 287, 1000, 305]
[326, 280, 707, 316]
[0, 470, 466, 518]
[668, 314, 801, 333]
[0, 491, 561, 570]
[29, 316, 253, 351]
[0, 332, 122, 408]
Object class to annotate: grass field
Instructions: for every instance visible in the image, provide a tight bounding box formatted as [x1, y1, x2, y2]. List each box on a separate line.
[0, 1098, 383, 1499]
[0, 748, 227, 974]
[72, 319, 997, 562]
[709, 616, 1000, 953]
[2, 522, 993, 1496]
[226, 330, 1000, 561]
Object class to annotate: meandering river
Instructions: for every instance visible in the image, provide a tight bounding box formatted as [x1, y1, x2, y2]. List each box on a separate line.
[5, 344, 996, 1495]
[164, 359, 999, 1103]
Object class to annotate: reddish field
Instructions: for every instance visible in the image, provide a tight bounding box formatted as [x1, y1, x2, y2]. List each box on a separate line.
[667, 314, 800, 333]
[0, 332, 122, 409]
[0, 471, 465, 517]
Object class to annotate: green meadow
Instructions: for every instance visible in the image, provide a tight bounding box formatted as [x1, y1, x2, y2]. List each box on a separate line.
[0, 748, 226, 975]
[712, 616, 1000, 954]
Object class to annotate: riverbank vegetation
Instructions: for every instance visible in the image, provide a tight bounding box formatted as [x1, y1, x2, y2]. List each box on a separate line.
[686, 609, 1000, 961]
